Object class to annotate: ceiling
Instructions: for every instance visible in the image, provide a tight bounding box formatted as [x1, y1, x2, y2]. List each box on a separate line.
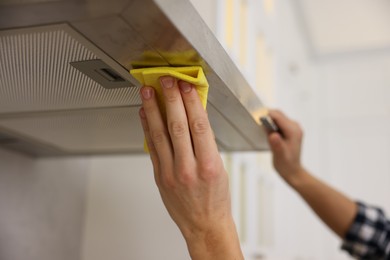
[296, 0, 390, 57]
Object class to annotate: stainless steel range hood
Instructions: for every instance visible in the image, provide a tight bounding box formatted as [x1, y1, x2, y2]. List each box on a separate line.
[0, 0, 269, 156]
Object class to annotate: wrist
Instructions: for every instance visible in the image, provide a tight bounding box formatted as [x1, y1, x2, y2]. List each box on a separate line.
[285, 166, 310, 189]
[182, 218, 243, 260]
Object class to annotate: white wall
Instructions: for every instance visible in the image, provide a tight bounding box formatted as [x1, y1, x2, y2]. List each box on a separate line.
[318, 53, 390, 212]
[0, 148, 88, 260]
[81, 155, 189, 260]
[316, 53, 390, 259]
[0, 150, 190, 260]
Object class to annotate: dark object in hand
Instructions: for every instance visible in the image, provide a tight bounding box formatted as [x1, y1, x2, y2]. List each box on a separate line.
[260, 116, 280, 133]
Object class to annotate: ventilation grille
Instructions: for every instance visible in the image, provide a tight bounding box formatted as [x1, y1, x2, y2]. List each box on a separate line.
[0, 24, 141, 114]
[0, 107, 144, 153]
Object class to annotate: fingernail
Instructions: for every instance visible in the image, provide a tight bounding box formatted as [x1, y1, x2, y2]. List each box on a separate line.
[141, 87, 152, 100]
[139, 107, 146, 118]
[160, 76, 174, 88]
[179, 81, 192, 93]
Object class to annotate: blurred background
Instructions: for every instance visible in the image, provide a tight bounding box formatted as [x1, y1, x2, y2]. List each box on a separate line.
[1, 0, 390, 260]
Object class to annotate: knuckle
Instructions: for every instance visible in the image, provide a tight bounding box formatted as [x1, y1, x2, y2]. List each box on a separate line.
[146, 139, 155, 150]
[200, 161, 215, 174]
[176, 162, 196, 186]
[271, 109, 282, 117]
[293, 122, 303, 137]
[161, 175, 176, 189]
[150, 130, 166, 145]
[169, 120, 187, 138]
[186, 95, 197, 105]
[191, 118, 209, 135]
[165, 92, 179, 103]
[178, 171, 195, 186]
[199, 160, 219, 181]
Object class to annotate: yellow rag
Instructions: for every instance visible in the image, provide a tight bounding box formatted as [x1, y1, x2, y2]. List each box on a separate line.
[130, 66, 209, 152]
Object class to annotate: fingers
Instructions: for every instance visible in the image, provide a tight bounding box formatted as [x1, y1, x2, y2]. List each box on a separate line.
[140, 76, 217, 176]
[140, 86, 173, 170]
[139, 107, 161, 183]
[178, 80, 219, 163]
[268, 132, 285, 155]
[268, 110, 299, 139]
[159, 77, 194, 164]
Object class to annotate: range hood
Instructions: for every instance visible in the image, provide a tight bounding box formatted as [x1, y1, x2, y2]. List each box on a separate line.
[0, 0, 268, 156]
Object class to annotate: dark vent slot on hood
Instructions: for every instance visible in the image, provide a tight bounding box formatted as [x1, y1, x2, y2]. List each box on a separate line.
[70, 59, 135, 89]
[96, 68, 125, 82]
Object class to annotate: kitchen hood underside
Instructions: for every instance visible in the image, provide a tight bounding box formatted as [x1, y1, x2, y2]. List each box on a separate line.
[0, 0, 268, 156]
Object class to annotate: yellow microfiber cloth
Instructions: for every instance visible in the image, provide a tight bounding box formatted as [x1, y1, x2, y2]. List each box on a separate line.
[130, 66, 209, 152]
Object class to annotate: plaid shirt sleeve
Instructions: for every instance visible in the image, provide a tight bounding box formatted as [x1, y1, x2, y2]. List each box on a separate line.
[341, 201, 390, 260]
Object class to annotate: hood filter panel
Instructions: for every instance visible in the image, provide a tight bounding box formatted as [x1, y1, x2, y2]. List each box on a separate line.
[0, 24, 141, 115]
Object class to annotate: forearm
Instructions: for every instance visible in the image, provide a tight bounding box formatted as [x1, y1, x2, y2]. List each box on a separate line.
[291, 167, 358, 238]
[266, 110, 358, 239]
[183, 220, 244, 260]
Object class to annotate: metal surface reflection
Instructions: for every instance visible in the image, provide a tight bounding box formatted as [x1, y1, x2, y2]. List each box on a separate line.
[0, 0, 268, 155]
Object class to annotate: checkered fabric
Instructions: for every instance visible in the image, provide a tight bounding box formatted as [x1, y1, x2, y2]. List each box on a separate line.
[341, 202, 390, 260]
